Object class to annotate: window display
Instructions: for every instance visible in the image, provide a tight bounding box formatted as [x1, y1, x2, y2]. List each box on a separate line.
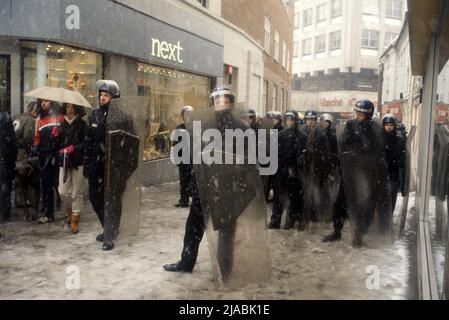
[22, 42, 102, 106]
[137, 63, 211, 161]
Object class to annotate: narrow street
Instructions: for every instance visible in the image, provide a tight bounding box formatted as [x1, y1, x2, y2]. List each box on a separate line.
[0, 183, 415, 300]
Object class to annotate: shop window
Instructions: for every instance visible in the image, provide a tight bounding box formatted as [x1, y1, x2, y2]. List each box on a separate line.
[137, 63, 211, 161]
[22, 42, 102, 107]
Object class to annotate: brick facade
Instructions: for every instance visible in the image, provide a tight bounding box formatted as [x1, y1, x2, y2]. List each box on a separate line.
[222, 0, 293, 113]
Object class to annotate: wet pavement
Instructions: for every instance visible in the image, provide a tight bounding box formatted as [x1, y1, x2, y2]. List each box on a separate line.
[0, 183, 417, 300]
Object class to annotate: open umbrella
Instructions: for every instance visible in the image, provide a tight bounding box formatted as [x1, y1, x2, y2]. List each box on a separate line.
[25, 87, 92, 109]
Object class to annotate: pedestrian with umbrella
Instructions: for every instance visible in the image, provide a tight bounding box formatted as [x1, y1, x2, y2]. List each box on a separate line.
[58, 102, 88, 234]
[26, 87, 90, 224]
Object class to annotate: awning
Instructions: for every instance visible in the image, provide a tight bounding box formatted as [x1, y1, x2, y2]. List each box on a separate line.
[408, 0, 439, 75]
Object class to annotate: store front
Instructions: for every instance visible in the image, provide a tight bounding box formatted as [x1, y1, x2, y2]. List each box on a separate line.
[409, 0, 449, 299]
[0, 0, 223, 185]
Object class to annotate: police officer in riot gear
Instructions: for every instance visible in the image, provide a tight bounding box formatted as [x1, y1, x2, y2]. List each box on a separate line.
[323, 100, 391, 247]
[301, 110, 318, 135]
[382, 114, 406, 214]
[268, 111, 307, 229]
[271, 111, 284, 132]
[319, 114, 339, 174]
[84, 80, 136, 251]
[174, 106, 194, 208]
[163, 85, 247, 274]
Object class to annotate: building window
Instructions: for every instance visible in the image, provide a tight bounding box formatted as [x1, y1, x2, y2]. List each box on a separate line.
[363, 0, 379, 16]
[384, 32, 399, 47]
[331, 0, 342, 18]
[264, 17, 271, 54]
[362, 30, 379, 49]
[137, 62, 211, 161]
[287, 50, 290, 72]
[272, 84, 278, 110]
[386, 0, 403, 19]
[293, 40, 300, 57]
[196, 0, 207, 8]
[330, 31, 342, 50]
[315, 35, 326, 54]
[303, 8, 313, 27]
[263, 80, 268, 113]
[282, 41, 287, 68]
[317, 4, 327, 22]
[294, 11, 301, 29]
[274, 30, 280, 62]
[302, 38, 312, 56]
[22, 42, 102, 107]
[281, 88, 285, 111]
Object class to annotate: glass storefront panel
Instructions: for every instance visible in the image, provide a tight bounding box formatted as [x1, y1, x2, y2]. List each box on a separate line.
[137, 62, 211, 161]
[429, 58, 449, 299]
[22, 42, 103, 106]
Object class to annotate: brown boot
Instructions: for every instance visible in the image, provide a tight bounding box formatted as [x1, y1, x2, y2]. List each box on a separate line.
[71, 213, 80, 234]
[65, 209, 73, 226]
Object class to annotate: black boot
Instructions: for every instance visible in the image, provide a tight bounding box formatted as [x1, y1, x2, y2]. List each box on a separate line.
[174, 202, 189, 208]
[322, 230, 342, 242]
[268, 222, 280, 229]
[352, 232, 363, 248]
[163, 261, 193, 273]
[96, 233, 104, 242]
[102, 241, 114, 251]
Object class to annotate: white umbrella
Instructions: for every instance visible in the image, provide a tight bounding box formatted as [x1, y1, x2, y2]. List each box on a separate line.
[25, 87, 92, 109]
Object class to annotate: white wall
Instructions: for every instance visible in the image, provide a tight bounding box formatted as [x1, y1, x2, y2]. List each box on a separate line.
[221, 28, 264, 113]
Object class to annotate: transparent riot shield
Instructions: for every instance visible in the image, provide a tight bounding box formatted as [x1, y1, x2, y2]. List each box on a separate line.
[103, 96, 146, 243]
[340, 119, 393, 247]
[302, 124, 334, 225]
[186, 105, 271, 288]
[398, 125, 417, 237]
[104, 130, 140, 241]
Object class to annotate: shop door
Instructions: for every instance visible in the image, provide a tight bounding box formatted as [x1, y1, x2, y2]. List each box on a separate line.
[0, 55, 11, 113]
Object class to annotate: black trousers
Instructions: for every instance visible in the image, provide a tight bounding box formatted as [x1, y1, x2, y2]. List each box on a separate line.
[178, 164, 192, 205]
[179, 177, 239, 276]
[270, 173, 303, 227]
[89, 178, 105, 227]
[0, 163, 13, 221]
[262, 175, 273, 202]
[332, 182, 348, 232]
[104, 185, 125, 242]
[180, 180, 205, 270]
[40, 159, 59, 220]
